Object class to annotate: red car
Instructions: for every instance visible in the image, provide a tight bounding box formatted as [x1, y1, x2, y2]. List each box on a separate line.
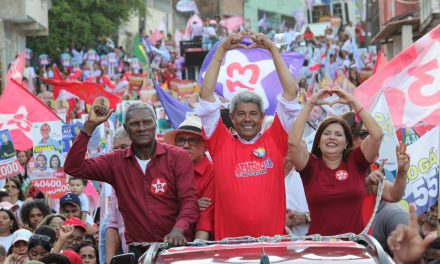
[137, 234, 394, 263]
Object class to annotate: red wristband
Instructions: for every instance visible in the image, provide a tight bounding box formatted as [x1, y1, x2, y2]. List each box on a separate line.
[355, 107, 364, 123]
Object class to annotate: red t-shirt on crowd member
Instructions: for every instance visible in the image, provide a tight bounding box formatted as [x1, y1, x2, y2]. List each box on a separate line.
[299, 147, 370, 236]
[194, 156, 215, 234]
[206, 116, 288, 240]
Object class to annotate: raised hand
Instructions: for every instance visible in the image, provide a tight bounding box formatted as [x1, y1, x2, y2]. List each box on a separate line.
[308, 88, 332, 106]
[59, 224, 75, 241]
[219, 33, 248, 51]
[396, 141, 410, 174]
[328, 88, 356, 107]
[83, 104, 114, 135]
[387, 204, 437, 264]
[247, 32, 276, 51]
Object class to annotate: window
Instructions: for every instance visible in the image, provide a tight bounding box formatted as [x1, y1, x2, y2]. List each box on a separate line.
[311, 5, 331, 23]
[281, 15, 296, 30]
[257, 10, 279, 31]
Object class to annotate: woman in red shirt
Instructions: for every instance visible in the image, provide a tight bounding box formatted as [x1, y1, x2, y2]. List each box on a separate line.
[288, 88, 383, 235]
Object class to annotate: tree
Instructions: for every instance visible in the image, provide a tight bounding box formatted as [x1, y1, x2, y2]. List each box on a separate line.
[27, 0, 145, 60]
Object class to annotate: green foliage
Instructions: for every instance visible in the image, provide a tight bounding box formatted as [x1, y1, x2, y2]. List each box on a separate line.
[27, 0, 145, 60]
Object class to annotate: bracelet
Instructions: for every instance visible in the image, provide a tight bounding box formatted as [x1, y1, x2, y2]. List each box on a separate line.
[213, 55, 223, 62]
[80, 129, 92, 137]
[355, 106, 364, 123]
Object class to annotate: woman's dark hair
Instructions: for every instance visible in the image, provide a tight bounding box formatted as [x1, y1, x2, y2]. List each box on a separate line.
[341, 111, 364, 140]
[35, 225, 56, 244]
[20, 199, 51, 228]
[49, 155, 61, 169]
[311, 116, 354, 161]
[40, 253, 71, 264]
[0, 191, 10, 201]
[38, 214, 67, 229]
[76, 242, 99, 264]
[5, 178, 25, 201]
[28, 233, 52, 252]
[0, 208, 19, 233]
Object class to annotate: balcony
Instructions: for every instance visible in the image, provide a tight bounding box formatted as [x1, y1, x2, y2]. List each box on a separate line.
[419, 0, 440, 32]
[0, 0, 50, 36]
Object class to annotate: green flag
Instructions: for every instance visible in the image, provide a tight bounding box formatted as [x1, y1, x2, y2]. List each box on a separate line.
[132, 34, 148, 64]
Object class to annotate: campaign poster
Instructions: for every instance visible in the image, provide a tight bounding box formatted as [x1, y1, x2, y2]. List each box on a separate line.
[62, 123, 83, 154]
[28, 150, 65, 179]
[403, 125, 439, 216]
[116, 100, 142, 126]
[32, 121, 63, 153]
[0, 130, 21, 179]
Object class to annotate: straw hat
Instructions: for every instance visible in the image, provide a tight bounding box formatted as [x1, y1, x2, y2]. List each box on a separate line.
[164, 115, 203, 145]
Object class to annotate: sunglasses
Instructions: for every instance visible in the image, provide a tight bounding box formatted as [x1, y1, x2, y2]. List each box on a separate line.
[175, 137, 200, 147]
[30, 234, 51, 242]
[358, 130, 369, 140]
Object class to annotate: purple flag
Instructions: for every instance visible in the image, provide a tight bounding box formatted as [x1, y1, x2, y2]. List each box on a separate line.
[198, 41, 304, 115]
[153, 81, 193, 129]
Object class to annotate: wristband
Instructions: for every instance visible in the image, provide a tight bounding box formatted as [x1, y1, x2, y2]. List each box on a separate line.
[355, 106, 364, 123]
[80, 129, 92, 137]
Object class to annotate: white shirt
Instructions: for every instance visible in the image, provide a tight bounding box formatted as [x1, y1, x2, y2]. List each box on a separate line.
[135, 156, 150, 174]
[285, 170, 309, 236]
[0, 234, 13, 251]
[195, 94, 302, 143]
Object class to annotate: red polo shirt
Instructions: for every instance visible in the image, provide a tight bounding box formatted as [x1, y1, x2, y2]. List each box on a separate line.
[194, 156, 215, 234]
[64, 132, 199, 243]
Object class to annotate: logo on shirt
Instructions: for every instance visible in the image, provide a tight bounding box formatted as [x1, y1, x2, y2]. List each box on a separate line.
[151, 178, 168, 195]
[235, 158, 273, 177]
[335, 170, 349, 181]
[253, 147, 266, 158]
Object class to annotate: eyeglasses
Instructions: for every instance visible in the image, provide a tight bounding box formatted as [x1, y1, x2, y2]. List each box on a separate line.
[175, 137, 200, 147]
[358, 130, 369, 140]
[30, 234, 51, 242]
[4, 185, 18, 189]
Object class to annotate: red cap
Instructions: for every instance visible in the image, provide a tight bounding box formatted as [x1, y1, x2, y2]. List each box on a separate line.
[64, 217, 86, 232]
[63, 250, 83, 264]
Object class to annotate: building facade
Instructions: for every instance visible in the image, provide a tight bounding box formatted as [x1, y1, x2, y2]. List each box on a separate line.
[0, 0, 50, 91]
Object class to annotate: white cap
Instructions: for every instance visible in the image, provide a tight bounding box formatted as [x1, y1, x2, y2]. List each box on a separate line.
[11, 229, 33, 245]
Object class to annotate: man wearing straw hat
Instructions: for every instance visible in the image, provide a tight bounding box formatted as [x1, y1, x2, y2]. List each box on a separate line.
[165, 115, 215, 241]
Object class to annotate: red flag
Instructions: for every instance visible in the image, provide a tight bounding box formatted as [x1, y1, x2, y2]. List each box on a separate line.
[6, 51, 26, 86]
[372, 51, 387, 75]
[0, 80, 61, 151]
[53, 65, 64, 80]
[43, 79, 120, 109]
[354, 24, 440, 128]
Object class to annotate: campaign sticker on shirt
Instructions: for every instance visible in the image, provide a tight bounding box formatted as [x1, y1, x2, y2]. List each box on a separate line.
[151, 177, 168, 195]
[335, 170, 349, 181]
[253, 147, 266, 158]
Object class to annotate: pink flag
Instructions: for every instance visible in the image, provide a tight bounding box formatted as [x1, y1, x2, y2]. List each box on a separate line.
[354, 25, 440, 128]
[6, 51, 26, 86]
[222, 16, 244, 33]
[372, 51, 387, 75]
[0, 80, 61, 151]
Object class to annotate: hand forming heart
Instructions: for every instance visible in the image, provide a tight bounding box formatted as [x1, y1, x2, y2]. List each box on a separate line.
[309, 88, 355, 107]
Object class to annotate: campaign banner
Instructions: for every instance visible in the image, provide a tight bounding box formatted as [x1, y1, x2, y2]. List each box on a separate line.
[28, 150, 66, 179]
[116, 100, 141, 126]
[403, 125, 439, 216]
[32, 121, 63, 153]
[0, 130, 21, 179]
[62, 123, 83, 154]
[371, 93, 399, 179]
[81, 113, 116, 157]
[31, 177, 69, 199]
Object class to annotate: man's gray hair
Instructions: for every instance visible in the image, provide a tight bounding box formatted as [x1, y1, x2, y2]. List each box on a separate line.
[230, 91, 265, 115]
[113, 126, 129, 142]
[124, 102, 156, 124]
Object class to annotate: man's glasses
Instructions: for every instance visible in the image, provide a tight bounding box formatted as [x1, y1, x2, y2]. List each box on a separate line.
[175, 137, 200, 147]
[359, 130, 369, 140]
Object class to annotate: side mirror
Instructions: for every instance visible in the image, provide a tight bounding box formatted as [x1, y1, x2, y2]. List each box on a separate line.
[110, 253, 136, 264]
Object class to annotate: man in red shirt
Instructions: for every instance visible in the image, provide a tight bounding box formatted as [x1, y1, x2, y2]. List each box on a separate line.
[64, 102, 199, 256]
[196, 32, 301, 239]
[165, 115, 214, 240]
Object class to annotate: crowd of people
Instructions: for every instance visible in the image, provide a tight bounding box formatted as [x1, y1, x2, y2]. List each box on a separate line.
[0, 13, 438, 264]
